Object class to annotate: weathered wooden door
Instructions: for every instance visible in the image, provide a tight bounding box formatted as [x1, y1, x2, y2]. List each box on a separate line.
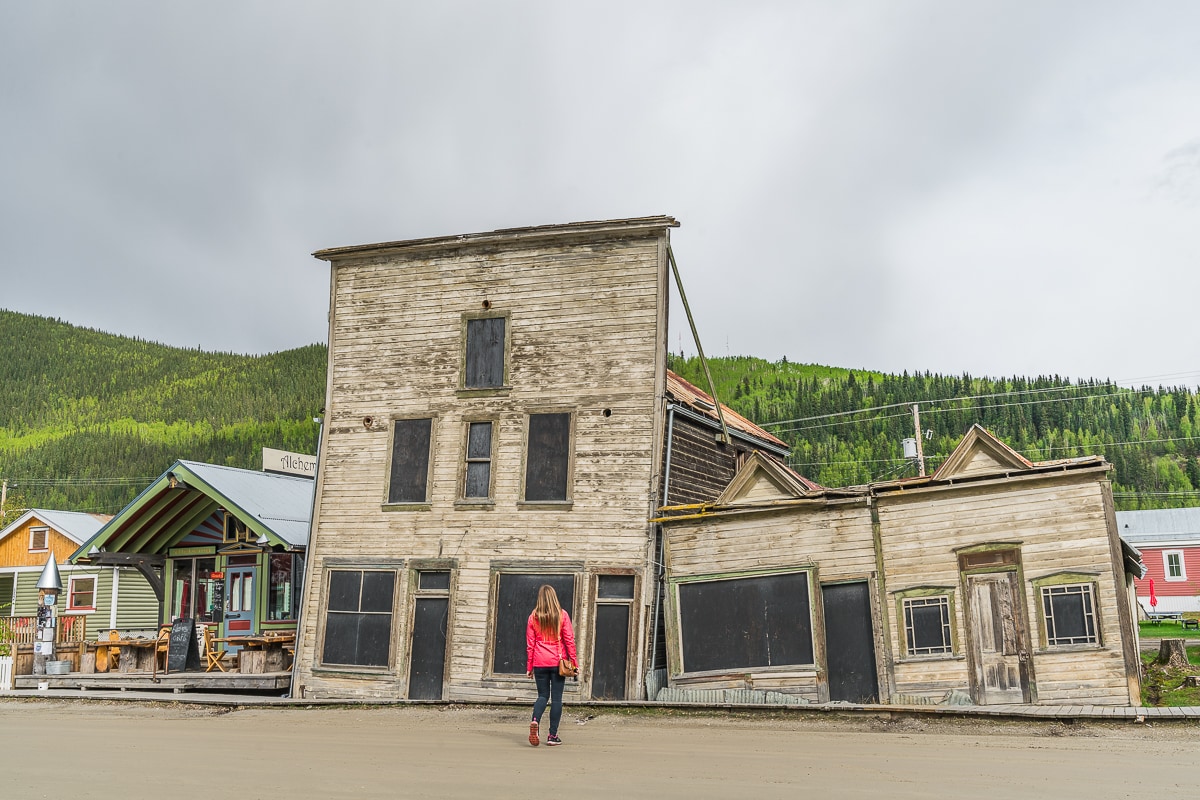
[821, 582, 878, 703]
[590, 575, 635, 701]
[965, 572, 1030, 704]
[409, 570, 451, 700]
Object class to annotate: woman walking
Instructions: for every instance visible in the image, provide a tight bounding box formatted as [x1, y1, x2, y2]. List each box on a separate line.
[526, 584, 577, 747]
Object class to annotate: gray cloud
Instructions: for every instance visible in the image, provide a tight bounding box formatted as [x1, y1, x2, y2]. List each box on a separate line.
[2, 1, 1198, 387]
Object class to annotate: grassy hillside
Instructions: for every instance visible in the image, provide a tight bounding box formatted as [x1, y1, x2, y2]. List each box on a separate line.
[0, 310, 325, 515]
[669, 354, 1200, 511]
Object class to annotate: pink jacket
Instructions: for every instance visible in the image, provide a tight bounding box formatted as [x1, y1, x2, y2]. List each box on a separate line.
[526, 611, 577, 671]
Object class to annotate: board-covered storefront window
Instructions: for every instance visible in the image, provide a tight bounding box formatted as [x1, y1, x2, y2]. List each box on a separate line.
[491, 572, 575, 674]
[321, 569, 396, 668]
[676, 571, 813, 674]
[171, 557, 219, 622]
[267, 552, 305, 621]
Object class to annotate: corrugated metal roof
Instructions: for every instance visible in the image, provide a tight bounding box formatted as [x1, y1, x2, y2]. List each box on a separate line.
[178, 460, 314, 547]
[0, 509, 112, 546]
[666, 370, 788, 450]
[1116, 507, 1200, 545]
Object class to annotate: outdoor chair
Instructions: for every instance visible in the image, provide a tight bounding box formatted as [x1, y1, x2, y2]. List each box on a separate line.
[203, 626, 227, 673]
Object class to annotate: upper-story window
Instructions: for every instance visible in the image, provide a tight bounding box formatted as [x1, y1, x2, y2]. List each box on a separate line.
[1164, 550, 1187, 581]
[523, 412, 573, 504]
[386, 417, 435, 507]
[462, 311, 510, 391]
[29, 527, 49, 552]
[460, 420, 495, 501]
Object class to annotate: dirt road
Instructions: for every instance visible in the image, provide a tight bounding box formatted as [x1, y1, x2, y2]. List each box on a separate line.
[2, 700, 1195, 799]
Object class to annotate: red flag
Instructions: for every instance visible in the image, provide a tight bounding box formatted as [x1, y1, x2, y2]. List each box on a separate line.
[1149, 577, 1158, 608]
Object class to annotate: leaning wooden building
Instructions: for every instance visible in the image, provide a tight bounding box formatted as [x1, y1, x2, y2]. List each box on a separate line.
[657, 425, 1144, 706]
[292, 217, 787, 701]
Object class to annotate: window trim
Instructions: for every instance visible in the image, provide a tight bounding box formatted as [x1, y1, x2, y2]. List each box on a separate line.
[894, 586, 957, 660]
[482, 565, 581, 682]
[668, 566, 818, 677]
[1032, 571, 1102, 649]
[405, 560, 457, 698]
[28, 527, 49, 553]
[458, 309, 512, 396]
[518, 409, 576, 508]
[1163, 549, 1187, 582]
[382, 414, 437, 511]
[67, 576, 97, 612]
[456, 417, 498, 507]
[315, 564, 404, 674]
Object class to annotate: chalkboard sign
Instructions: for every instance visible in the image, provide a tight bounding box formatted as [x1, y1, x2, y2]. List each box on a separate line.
[167, 618, 201, 672]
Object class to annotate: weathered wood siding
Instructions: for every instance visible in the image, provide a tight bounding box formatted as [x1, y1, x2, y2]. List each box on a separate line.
[661, 414, 741, 506]
[662, 501, 875, 698]
[877, 472, 1134, 705]
[295, 224, 672, 700]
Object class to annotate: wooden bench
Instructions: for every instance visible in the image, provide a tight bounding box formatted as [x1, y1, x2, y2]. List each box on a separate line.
[1183, 618, 1199, 631]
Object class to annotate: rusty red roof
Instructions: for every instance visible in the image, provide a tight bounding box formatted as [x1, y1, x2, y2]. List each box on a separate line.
[666, 370, 788, 449]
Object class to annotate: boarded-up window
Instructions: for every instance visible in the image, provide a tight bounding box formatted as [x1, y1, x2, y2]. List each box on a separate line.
[491, 572, 575, 674]
[463, 421, 493, 499]
[388, 418, 433, 504]
[677, 572, 813, 673]
[1041, 584, 1097, 646]
[903, 596, 953, 655]
[465, 316, 506, 388]
[68, 577, 96, 610]
[525, 413, 571, 502]
[29, 527, 48, 552]
[321, 570, 396, 668]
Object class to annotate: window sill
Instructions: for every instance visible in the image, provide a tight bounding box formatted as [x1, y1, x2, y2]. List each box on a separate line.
[381, 503, 432, 512]
[897, 653, 964, 664]
[1036, 643, 1103, 654]
[456, 386, 512, 399]
[312, 665, 395, 679]
[1164, 576, 1188, 582]
[517, 501, 574, 511]
[454, 500, 495, 509]
[64, 609, 95, 615]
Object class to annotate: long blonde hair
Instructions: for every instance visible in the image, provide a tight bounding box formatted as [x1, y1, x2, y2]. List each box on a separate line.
[533, 584, 563, 639]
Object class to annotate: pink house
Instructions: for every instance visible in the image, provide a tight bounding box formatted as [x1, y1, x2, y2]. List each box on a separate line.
[1118, 508, 1200, 614]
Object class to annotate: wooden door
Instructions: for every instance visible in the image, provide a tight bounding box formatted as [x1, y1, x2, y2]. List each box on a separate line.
[966, 572, 1030, 704]
[223, 565, 256, 652]
[409, 570, 451, 700]
[822, 582, 878, 703]
[408, 597, 448, 700]
[590, 575, 635, 701]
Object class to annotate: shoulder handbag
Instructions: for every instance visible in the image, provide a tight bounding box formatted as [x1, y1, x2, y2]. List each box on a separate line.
[557, 620, 577, 678]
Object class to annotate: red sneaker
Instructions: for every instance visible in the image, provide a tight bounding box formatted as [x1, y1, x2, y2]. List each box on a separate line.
[528, 721, 540, 747]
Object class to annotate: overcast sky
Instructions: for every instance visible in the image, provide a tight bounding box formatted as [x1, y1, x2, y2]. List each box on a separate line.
[2, 3, 1198, 388]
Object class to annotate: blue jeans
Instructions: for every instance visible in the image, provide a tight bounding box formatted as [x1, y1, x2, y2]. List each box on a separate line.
[532, 667, 566, 735]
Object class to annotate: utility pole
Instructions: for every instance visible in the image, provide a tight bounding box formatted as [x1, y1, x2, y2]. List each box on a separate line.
[911, 404, 927, 477]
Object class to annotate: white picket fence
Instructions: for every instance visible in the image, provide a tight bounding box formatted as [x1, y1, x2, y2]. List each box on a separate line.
[0, 655, 13, 692]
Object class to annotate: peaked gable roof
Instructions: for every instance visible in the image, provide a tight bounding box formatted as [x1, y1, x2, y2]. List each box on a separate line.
[72, 460, 314, 561]
[0, 509, 112, 547]
[717, 451, 821, 505]
[932, 424, 1034, 481]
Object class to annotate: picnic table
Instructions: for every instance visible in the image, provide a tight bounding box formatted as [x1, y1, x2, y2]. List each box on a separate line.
[212, 632, 295, 674]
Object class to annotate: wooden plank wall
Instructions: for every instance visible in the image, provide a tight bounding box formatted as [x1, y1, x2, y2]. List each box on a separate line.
[663, 501, 875, 698]
[878, 473, 1133, 705]
[294, 230, 670, 700]
[0, 521, 79, 568]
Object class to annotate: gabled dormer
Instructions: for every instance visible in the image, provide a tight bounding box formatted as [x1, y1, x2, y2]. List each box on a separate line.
[932, 424, 1033, 481]
[716, 451, 818, 505]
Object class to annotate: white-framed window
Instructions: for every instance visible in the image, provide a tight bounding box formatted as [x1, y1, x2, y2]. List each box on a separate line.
[29, 527, 49, 552]
[1163, 550, 1187, 582]
[1041, 584, 1098, 647]
[67, 576, 96, 611]
[903, 595, 953, 656]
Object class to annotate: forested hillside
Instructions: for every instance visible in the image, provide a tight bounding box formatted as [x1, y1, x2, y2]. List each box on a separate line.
[0, 310, 325, 516]
[669, 355, 1200, 511]
[3, 310, 1195, 518]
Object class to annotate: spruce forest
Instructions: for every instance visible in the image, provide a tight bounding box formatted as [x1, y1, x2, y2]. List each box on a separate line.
[2, 310, 1198, 520]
